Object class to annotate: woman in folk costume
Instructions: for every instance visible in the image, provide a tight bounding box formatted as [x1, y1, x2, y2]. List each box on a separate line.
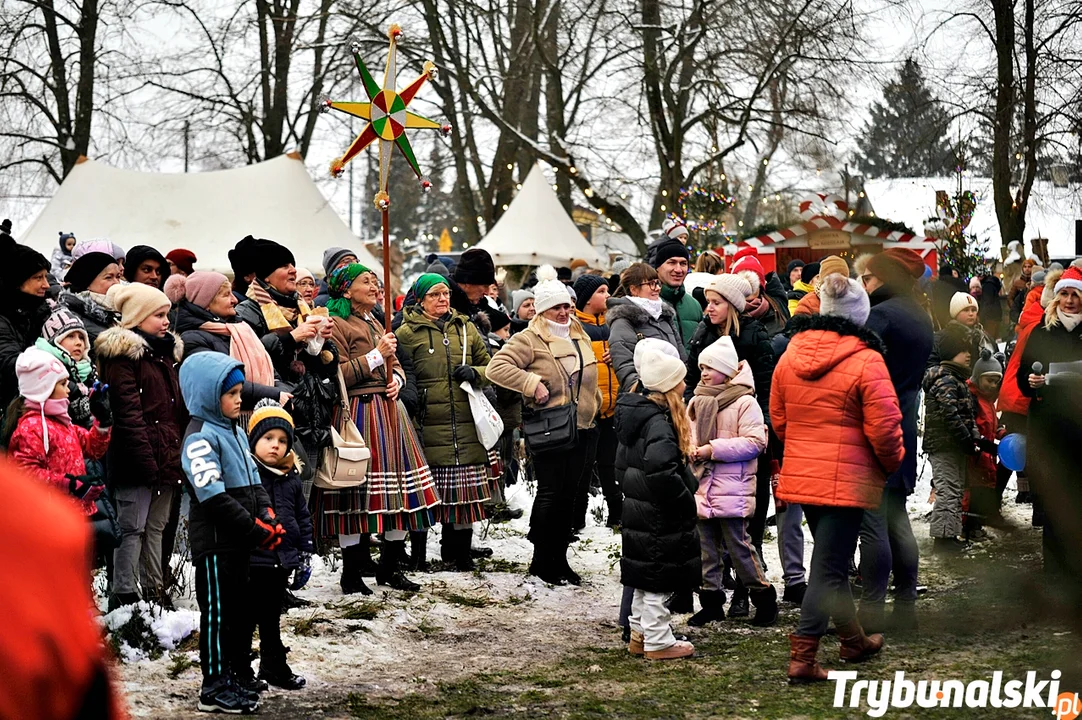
[317, 263, 440, 594]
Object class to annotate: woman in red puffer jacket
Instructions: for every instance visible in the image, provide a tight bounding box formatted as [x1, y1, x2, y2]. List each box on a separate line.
[769, 274, 904, 685]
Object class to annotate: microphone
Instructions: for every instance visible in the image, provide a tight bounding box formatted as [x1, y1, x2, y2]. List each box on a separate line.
[1032, 362, 1043, 374]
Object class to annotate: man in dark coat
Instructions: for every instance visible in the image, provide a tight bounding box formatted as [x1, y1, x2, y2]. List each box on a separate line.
[978, 272, 1003, 340]
[858, 248, 933, 633]
[0, 241, 52, 412]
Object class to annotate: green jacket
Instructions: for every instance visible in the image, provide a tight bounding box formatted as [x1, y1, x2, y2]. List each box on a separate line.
[661, 283, 703, 353]
[395, 307, 491, 466]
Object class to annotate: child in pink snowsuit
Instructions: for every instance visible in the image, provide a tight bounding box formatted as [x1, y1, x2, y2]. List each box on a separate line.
[7, 347, 110, 516]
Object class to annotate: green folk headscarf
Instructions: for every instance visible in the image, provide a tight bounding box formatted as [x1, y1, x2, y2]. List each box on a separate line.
[326, 262, 372, 319]
[413, 273, 449, 303]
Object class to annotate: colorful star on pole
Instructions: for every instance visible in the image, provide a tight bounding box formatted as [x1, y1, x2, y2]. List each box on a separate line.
[322, 24, 451, 209]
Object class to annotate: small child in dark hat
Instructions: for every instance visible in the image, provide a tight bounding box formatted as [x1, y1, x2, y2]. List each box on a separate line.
[922, 324, 982, 554]
[241, 399, 312, 691]
[964, 350, 1006, 539]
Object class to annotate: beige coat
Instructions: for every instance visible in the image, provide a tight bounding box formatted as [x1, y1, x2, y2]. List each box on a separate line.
[487, 316, 602, 430]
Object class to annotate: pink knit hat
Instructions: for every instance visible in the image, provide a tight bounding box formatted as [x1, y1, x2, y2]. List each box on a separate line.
[164, 271, 229, 309]
[17, 347, 69, 403]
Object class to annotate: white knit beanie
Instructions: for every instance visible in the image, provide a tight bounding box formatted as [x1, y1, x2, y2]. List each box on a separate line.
[950, 292, 978, 319]
[532, 265, 572, 314]
[107, 282, 172, 329]
[703, 274, 752, 313]
[635, 347, 686, 393]
[819, 274, 871, 326]
[698, 336, 740, 378]
[634, 338, 681, 370]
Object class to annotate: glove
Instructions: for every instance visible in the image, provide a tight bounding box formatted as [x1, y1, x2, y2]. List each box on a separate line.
[67, 474, 104, 503]
[452, 364, 479, 384]
[88, 381, 112, 428]
[977, 438, 998, 457]
[290, 552, 312, 591]
[250, 507, 285, 550]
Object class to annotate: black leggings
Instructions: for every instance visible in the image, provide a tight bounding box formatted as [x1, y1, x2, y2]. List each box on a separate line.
[529, 429, 598, 546]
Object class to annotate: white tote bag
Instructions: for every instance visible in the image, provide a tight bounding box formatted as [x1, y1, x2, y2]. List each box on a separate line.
[458, 325, 503, 450]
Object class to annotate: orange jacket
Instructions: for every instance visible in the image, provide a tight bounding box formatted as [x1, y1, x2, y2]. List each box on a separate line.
[998, 285, 1045, 416]
[575, 309, 618, 418]
[793, 291, 820, 317]
[0, 458, 127, 720]
[770, 314, 904, 510]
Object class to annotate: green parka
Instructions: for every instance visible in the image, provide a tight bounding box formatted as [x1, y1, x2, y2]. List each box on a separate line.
[395, 307, 491, 466]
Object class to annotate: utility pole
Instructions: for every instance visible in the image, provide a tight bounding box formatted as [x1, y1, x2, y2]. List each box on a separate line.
[183, 121, 190, 172]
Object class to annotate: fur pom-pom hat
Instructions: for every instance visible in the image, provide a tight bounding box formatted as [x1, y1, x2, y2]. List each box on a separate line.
[819, 274, 870, 326]
[532, 265, 573, 314]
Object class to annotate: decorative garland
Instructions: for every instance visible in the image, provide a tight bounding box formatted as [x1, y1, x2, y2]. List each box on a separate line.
[674, 185, 736, 232]
[848, 215, 916, 236]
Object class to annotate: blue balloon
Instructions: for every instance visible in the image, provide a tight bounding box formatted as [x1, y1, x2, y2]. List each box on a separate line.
[999, 433, 1026, 472]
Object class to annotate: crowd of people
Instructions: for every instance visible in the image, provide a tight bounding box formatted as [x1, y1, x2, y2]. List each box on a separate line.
[2, 215, 1080, 714]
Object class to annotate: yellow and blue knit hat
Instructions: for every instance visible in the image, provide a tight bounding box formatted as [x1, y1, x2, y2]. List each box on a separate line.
[247, 398, 294, 453]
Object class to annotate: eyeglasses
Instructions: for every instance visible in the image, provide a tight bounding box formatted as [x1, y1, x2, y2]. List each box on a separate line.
[296, 279, 316, 288]
[639, 279, 662, 290]
[426, 290, 451, 299]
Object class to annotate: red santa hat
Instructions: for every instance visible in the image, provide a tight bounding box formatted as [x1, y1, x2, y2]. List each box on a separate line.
[1053, 266, 1082, 296]
[731, 255, 766, 294]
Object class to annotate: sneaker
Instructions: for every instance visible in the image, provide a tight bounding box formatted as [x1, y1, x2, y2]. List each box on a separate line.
[198, 676, 258, 714]
[259, 663, 307, 690]
[645, 640, 695, 660]
[233, 670, 266, 697]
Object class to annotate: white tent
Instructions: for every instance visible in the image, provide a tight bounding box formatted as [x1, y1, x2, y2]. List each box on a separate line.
[475, 164, 607, 268]
[19, 154, 381, 275]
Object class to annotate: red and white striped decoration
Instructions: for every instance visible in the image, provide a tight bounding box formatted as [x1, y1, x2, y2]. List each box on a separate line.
[738, 216, 930, 249]
[798, 192, 849, 221]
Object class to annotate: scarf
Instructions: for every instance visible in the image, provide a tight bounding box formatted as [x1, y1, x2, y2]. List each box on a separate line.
[545, 319, 571, 338]
[24, 398, 72, 453]
[326, 263, 372, 319]
[199, 320, 276, 385]
[629, 296, 663, 320]
[247, 280, 312, 331]
[687, 381, 755, 479]
[68, 291, 118, 326]
[34, 337, 92, 382]
[744, 295, 770, 320]
[1058, 310, 1082, 332]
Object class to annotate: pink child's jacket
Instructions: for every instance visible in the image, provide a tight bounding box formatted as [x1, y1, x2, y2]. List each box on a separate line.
[9, 410, 110, 516]
[688, 361, 768, 519]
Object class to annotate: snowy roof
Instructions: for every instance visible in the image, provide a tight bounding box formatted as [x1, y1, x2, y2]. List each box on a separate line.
[475, 164, 606, 268]
[863, 177, 1082, 258]
[18, 154, 382, 275]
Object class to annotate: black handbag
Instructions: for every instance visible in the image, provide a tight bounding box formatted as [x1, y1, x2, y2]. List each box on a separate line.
[521, 342, 583, 453]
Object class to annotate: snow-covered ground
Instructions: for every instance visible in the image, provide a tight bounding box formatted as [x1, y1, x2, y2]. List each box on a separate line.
[107, 449, 1032, 718]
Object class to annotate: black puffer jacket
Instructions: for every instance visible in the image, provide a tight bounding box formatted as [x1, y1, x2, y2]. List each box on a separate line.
[606, 296, 685, 392]
[249, 459, 314, 571]
[684, 317, 776, 419]
[615, 392, 700, 593]
[174, 300, 283, 409]
[921, 362, 979, 455]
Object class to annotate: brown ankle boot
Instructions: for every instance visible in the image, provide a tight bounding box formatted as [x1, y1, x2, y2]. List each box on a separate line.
[787, 634, 829, 684]
[628, 630, 645, 657]
[837, 619, 884, 662]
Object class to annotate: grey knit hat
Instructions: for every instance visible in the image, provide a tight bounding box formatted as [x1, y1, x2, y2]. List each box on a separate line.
[511, 288, 535, 314]
[322, 247, 357, 278]
[971, 348, 1004, 382]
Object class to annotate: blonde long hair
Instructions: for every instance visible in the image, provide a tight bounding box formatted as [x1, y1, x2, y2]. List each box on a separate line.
[648, 388, 693, 460]
[1044, 286, 1082, 329]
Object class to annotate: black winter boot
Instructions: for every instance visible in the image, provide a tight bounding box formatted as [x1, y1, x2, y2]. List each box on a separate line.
[377, 540, 421, 591]
[528, 541, 567, 585]
[259, 654, 307, 690]
[440, 525, 457, 563]
[729, 584, 750, 617]
[356, 535, 379, 576]
[665, 590, 695, 614]
[783, 582, 807, 605]
[552, 542, 581, 586]
[455, 527, 476, 571]
[340, 544, 373, 596]
[749, 585, 778, 627]
[407, 530, 430, 572]
[688, 590, 726, 626]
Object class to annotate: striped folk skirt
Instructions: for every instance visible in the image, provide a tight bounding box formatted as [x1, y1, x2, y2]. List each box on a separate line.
[313, 394, 440, 537]
[430, 456, 497, 525]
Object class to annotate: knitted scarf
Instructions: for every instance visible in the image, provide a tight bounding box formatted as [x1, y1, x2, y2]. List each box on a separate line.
[744, 295, 770, 320]
[687, 380, 755, 479]
[246, 279, 312, 331]
[34, 337, 92, 382]
[198, 320, 276, 385]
